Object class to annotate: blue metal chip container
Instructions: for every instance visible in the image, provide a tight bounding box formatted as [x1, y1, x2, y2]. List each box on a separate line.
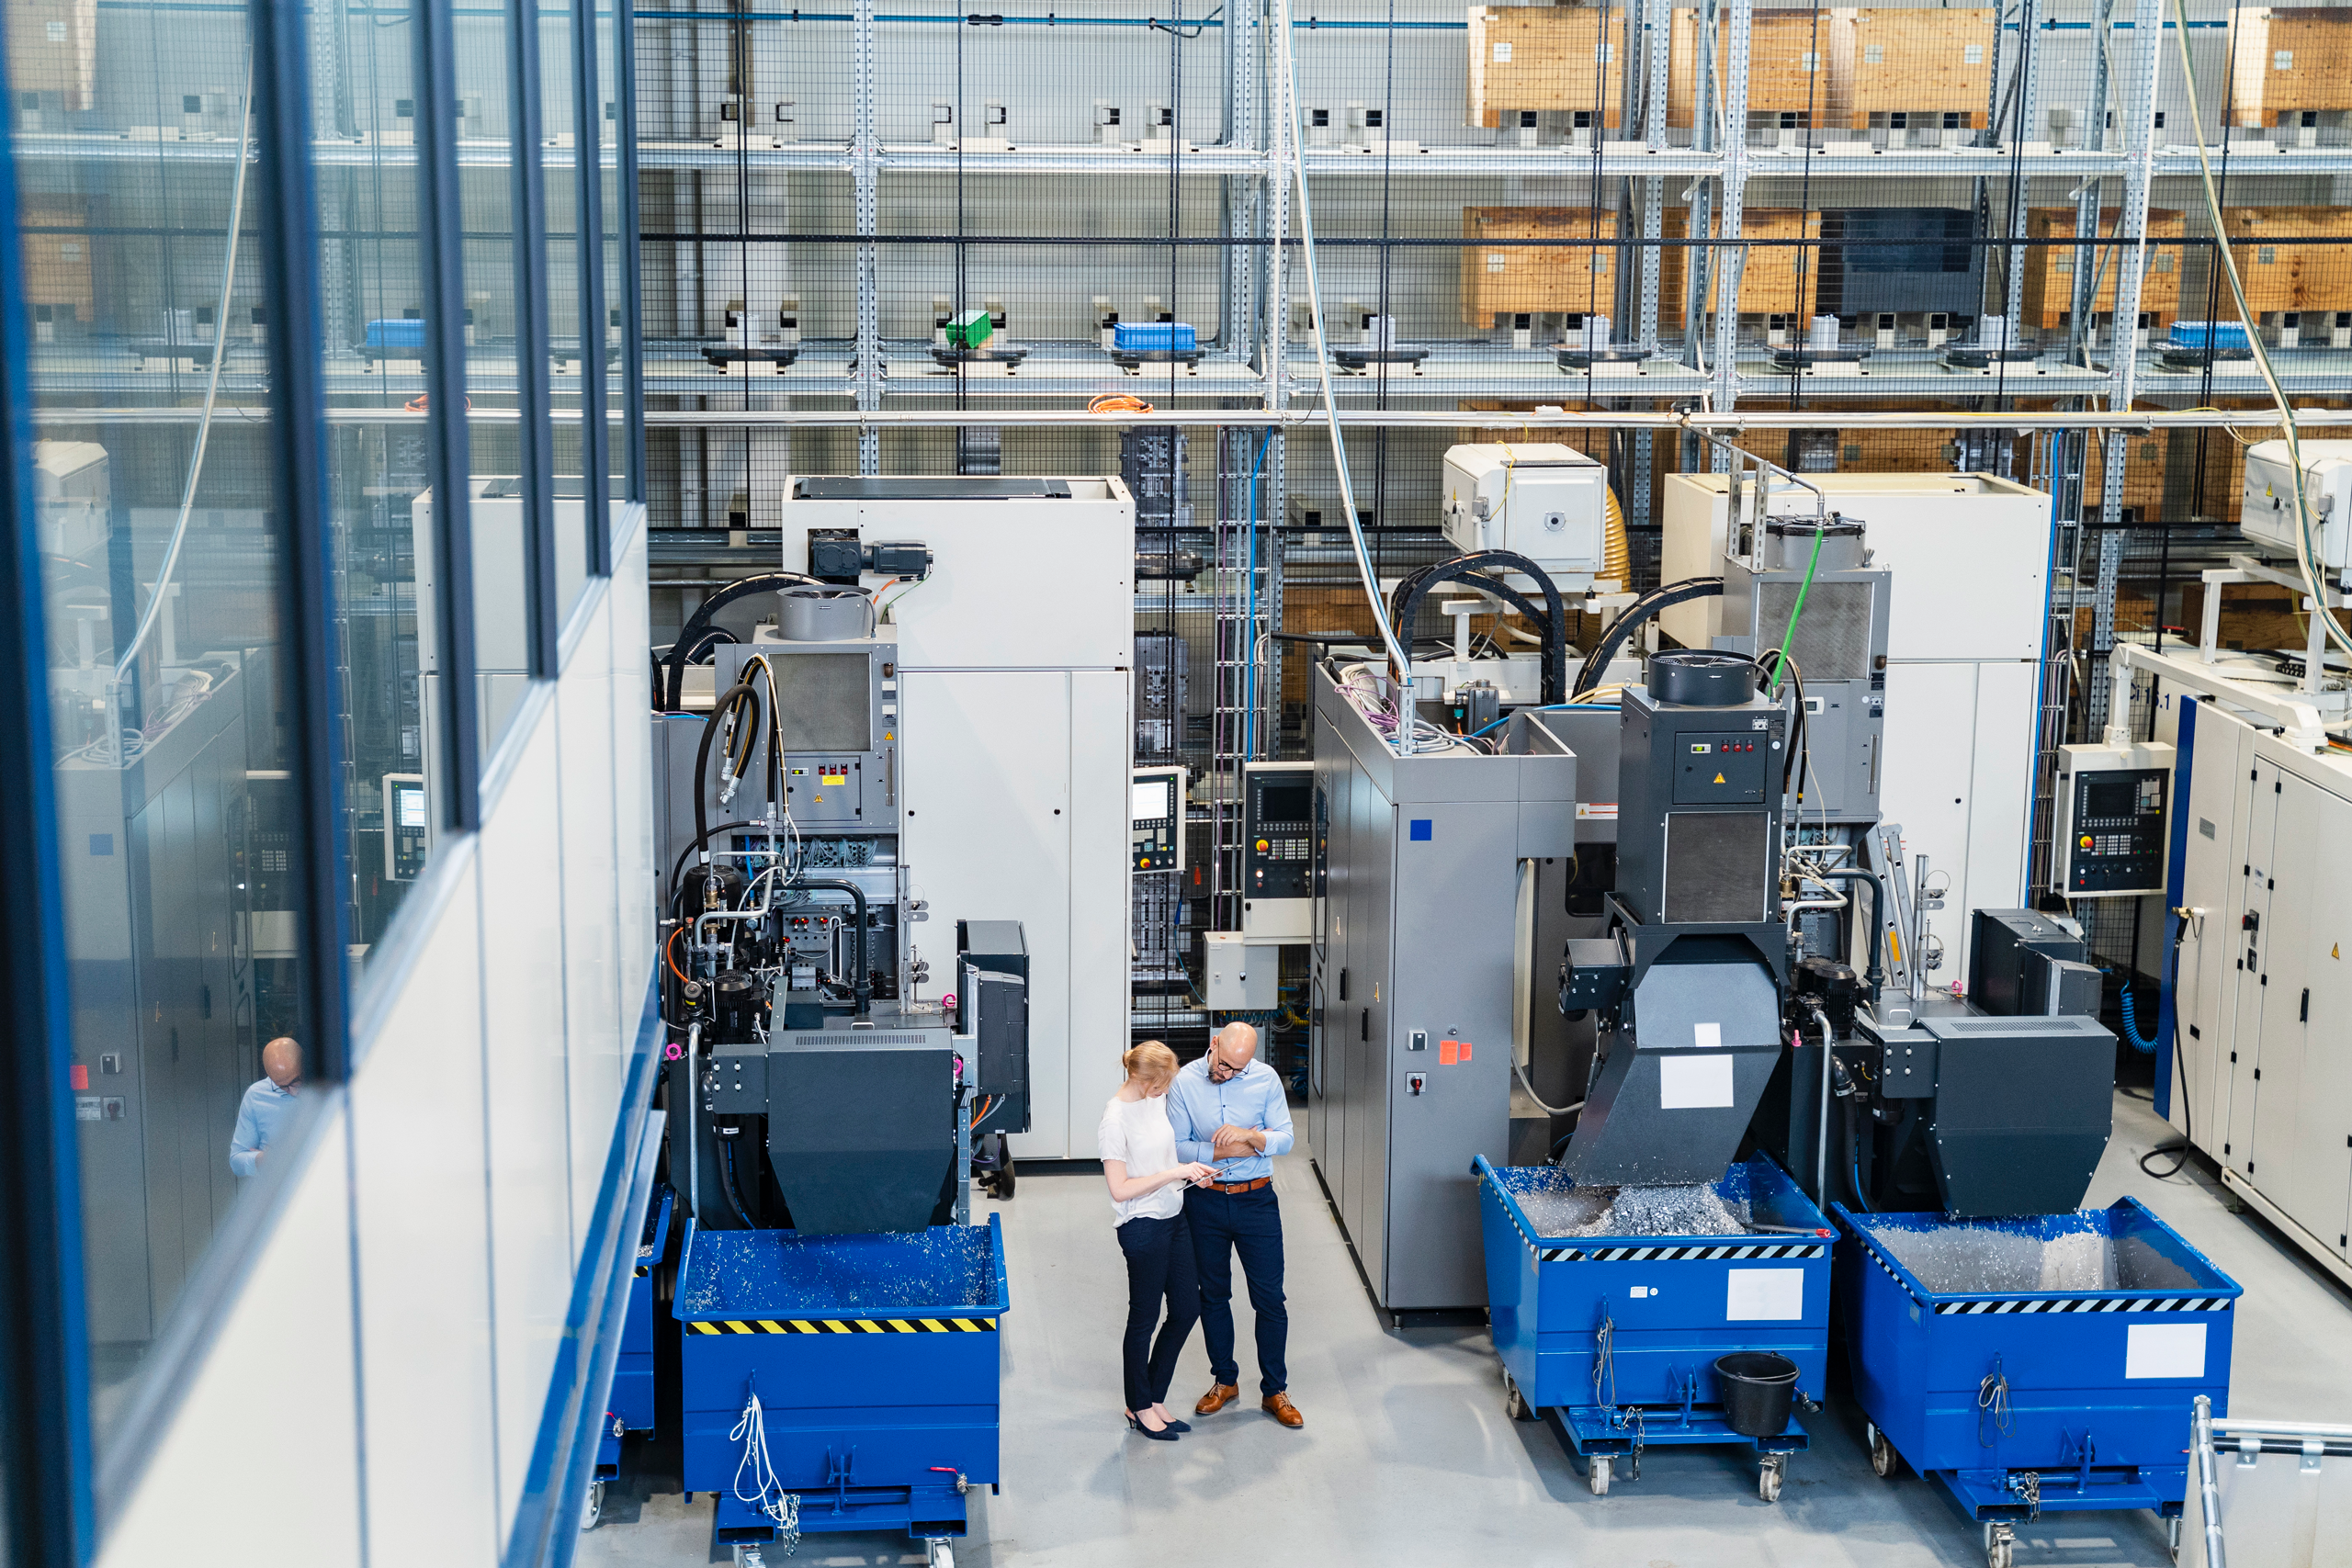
[1835, 1198, 2240, 1538]
[677, 1215, 1009, 1546]
[1476, 1154, 1835, 1498]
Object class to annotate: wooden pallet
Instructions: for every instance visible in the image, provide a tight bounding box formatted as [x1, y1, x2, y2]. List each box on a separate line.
[1826, 8, 1995, 131]
[2221, 207, 2352, 317]
[1467, 6, 1625, 130]
[1668, 9, 1832, 127]
[2018, 208, 2187, 331]
[1461, 207, 1617, 324]
[2229, 9, 2352, 128]
[1657, 208, 1822, 326]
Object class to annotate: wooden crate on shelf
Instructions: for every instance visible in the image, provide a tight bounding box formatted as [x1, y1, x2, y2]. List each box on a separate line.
[1668, 9, 1830, 127]
[2018, 208, 2186, 331]
[1467, 6, 1625, 130]
[1827, 8, 1995, 130]
[2220, 208, 2352, 316]
[7, 0, 97, 111]
[2082, 433, 2168, 520]
[19, 195, 95, 326]
[1461, 207, 1616, 325]
[1657, 208, 1822, 327]
[2228, 8, 2352, 128]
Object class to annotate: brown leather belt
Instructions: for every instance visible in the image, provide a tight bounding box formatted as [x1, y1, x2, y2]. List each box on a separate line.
[1208, 1177, 1272, 1195]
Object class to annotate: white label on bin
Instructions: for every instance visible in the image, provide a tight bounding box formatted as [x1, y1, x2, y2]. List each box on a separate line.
[1727, 1269, 1804, 1321]
[2126, 1323, 2207, 1380]
[1660, 1052, 1734, 1109]
[1693, 1021, 1723, 1049]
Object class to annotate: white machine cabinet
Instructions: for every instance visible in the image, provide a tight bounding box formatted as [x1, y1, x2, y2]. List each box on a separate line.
[778, 476, 1136, 1160]
[2241, 438, 2352, 577]
[1662, 472, 2052, 982]
[1441, 444, 1610, 585]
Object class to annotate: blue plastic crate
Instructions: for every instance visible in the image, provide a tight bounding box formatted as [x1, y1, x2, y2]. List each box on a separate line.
[1476, 1155, 1835, 1488]
[1114, 321, 1196, 354]
[677, 1216, 1008, 1544]
[364, 317, 426, 350]
[1835, 1198, 2240, 1527]
[2168, 321, 2252, 353]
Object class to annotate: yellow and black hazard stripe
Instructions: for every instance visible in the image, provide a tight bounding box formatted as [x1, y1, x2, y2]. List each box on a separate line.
[685, 1316, 997, 1336]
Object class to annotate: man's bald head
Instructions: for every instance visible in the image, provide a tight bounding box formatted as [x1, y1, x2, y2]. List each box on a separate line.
[1208, 1021, 1260, 1080]
[262, 1037, 303, 1089]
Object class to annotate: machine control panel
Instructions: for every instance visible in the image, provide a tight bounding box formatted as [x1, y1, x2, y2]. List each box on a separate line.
[382, 773, 428, 881]
[1673, 731, 1770, 805]
[2055, 745, 2172, 897]
[1132, 765, 1186, 872]
[784, 760, 865, 823]
[1244, 763, 1314, 899]
[1242, 761, 1314, 942]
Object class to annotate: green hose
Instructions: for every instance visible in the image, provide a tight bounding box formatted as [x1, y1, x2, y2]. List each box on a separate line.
[1771, 521, 1826, 693]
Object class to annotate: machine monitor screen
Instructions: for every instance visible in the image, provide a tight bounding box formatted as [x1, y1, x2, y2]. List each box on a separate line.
[395, 784, 427, 829]
[1133, 778, 1170, 820]
[2085, 779, 2139, 819]
[1256, 782, 1310, 825]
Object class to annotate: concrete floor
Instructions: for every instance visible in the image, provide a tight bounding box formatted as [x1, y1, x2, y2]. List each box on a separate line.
[580, 1089, 2352, 1567]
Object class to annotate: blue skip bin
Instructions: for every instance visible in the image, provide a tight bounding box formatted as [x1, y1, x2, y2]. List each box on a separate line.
[1476, 1154, 1836, 1500]
[1835, 1198, 2240, 1559]
[677, 1215, 1008, 1548]
[595, 1189, 673, 1490]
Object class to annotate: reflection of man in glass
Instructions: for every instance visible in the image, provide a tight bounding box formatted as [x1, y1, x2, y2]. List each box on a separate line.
[229, 1038, 303, 1176]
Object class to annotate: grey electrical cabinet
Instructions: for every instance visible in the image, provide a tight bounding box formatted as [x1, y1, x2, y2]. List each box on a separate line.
[1308, 666, 1577, 1316]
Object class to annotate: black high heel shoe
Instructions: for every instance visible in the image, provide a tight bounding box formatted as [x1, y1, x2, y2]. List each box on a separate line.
[1125, 1412, 1180, 1441]
[1159, 1416, 1193, 1432]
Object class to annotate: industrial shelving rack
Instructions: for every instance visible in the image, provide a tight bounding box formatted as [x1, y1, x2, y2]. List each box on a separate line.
[627, 0, 2352, 1019]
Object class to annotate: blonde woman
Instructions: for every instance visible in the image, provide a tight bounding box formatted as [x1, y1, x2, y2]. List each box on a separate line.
[1099, 1041, 1216, 1440]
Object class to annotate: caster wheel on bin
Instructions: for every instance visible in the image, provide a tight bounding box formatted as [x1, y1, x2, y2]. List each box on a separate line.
[1868, 1422, 1899, 1479]
[1758, 1457, 1784, 1504]
[734, 1549, 766, 1568]
[926, 1540, 956, 1568]
[1589, 1456, 1612, 1496]
[1984, 1522, 2015, 1568]
[2168, 1514, 2184, 1562]
[581, 1479, 604, 1531]
[1503, 1371, 1534, 1422]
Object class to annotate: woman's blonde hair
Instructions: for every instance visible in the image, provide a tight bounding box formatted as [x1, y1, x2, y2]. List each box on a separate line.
[1122, 1040, 1178, 1090]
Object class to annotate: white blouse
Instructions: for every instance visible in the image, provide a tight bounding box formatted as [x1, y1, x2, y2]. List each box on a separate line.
[1097, 1092, 1186, 1225]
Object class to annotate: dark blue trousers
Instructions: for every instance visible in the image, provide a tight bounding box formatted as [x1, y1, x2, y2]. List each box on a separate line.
[1115, 1211, 1201, 1413]
[1185, 1184, 1287, 1395]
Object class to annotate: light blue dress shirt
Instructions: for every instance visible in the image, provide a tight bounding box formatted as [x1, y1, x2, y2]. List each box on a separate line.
[1166, 1056, 1295, 1183]
[229, 1078, 300, 1177]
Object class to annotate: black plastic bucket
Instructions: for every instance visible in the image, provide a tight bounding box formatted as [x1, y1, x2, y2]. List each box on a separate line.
[1713, 1351, 1799, 1438]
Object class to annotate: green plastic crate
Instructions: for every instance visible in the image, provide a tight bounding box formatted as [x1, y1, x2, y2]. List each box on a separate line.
[945, 309, 993, 349]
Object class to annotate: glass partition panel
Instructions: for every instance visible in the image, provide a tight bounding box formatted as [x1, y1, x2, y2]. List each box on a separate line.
[541, 0, 589, 615]
[13, 0, 326, 1456]
[454, 0, 534, 754]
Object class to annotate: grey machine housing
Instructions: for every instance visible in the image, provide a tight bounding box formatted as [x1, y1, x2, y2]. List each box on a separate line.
[1310, 663, 1577, 1317]
[1559, 660, 1792, 1190]
[1717, 513, 1891, 825]
[660, 610, 1029, 1236]
[1857, 908, 2115, 1217]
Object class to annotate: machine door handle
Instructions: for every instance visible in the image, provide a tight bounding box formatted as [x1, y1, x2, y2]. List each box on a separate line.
[2302, 987, 2312, 1024]
[1339, 967, 1350, 1001]
[1360, 1008, 1368, 1043]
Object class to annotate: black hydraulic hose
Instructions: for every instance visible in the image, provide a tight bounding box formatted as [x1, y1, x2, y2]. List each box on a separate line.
[1815, 867, 1887, 999]
[796, 879, 871, 1018]
[1573, 576, 1724, 698]
[660, 570, 822, 711]
[691, 682, 762, 876]
[1387, 550, 1568, 703]
[1842, 1089, 1872, 1213]
[717, 1134, 756, 1229]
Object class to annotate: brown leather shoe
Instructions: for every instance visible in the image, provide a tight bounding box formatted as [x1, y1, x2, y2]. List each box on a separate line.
[1194, 1382, 1241, 1416]
[1262, 1393, 1305, 1428]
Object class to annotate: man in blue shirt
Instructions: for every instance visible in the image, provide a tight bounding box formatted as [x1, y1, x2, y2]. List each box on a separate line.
[229, 1037, 304, 1177]
[1166, 1021, 1302, 1427]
